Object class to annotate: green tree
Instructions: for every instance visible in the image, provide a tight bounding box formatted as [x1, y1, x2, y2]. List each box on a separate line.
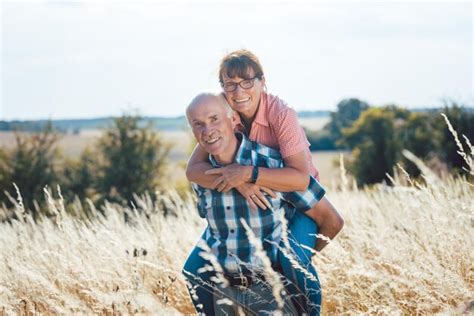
[433, 103, 474, 174]
[96, 114, 170, 204]
[342, 107, 400, 185]
[305, 98, 370, 151]
[305, 128, 337, 151]
[327, 98, 370, 148]
[61, 147, 99, 202]
[0, 123, 61, 213]
[397, 112, 437, 177]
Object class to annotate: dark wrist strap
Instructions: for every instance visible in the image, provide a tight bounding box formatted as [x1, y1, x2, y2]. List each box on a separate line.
[251, 166, 259, 183]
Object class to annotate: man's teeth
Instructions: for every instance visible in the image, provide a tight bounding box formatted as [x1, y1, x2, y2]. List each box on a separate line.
[205, 137, 219, 144]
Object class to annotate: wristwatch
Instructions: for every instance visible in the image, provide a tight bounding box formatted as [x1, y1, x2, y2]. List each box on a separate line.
[251, 166, 259, 183]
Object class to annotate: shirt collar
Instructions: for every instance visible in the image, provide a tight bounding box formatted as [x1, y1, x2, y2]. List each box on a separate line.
[208, 132, 251, 167]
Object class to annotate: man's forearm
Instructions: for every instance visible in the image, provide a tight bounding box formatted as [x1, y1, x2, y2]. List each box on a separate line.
[186, 162, 219, 189]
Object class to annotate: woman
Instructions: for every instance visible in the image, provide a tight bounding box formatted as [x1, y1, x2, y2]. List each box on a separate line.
[184, 49, 344, 315]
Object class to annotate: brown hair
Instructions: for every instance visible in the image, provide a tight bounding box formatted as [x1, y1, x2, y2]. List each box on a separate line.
[218, 49, 264, 84]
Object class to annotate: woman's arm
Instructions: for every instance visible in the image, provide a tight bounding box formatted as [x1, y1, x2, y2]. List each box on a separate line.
[185, 143, 220, 189]
[256, 150, 310, 191]
[257, 104, 312, 191]
[206, 150, 310, 192]
[187, 144, 276, 209]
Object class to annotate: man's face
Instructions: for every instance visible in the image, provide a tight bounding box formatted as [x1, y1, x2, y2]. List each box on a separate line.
[188, 97, 236, 157]
[221, 68, 265, 119]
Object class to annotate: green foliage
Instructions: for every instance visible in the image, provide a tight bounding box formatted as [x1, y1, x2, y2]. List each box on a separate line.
[328, 98, 370, 147]
[433, 104, 474, 174]
[306, 98, 369, 150]
[341, 102, 474, 186]
[95, 115, 171, 204]
[0, 123, 61, 213]
[342, 107, 400, 185]
[305, 128, 337, 151]
[61, 148, 99, 202]
[1, 114, 172, 214]
[397, 112, 437, 177]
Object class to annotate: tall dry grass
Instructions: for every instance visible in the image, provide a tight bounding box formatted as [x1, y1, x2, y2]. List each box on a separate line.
[0, 170, 472, 314]
[1, 115, 473, 314]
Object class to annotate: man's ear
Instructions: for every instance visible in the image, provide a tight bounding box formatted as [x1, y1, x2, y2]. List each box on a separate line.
[230, 111, 240, 128]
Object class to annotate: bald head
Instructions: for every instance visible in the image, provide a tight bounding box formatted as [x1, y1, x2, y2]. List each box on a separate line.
[186, 92, 234, 124]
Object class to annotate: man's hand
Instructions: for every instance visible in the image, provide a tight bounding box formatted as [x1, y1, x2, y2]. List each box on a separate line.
[205, 164, 252, 192]
[235, 183, 277, 211]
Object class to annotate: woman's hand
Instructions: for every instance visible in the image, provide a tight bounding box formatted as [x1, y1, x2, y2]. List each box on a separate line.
[205, 163, 252, 192]
[235, 183, 277, 211]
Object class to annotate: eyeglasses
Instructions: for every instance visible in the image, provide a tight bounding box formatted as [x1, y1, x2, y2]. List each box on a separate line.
[221, 76, 259, 92]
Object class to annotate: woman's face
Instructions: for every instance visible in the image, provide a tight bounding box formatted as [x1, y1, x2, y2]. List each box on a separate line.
[221, 69, 265, 120]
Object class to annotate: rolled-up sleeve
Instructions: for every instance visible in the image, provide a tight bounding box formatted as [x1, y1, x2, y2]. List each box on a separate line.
[281, 176, 326, 212]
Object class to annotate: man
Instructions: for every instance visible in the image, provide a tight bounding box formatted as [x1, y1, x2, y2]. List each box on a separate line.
[184, 92, 343, 315]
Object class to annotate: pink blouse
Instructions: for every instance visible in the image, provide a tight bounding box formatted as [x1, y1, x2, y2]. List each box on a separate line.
[235, 92, 319, 180]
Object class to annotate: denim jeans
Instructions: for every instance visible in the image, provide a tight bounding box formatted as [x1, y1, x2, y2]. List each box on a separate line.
[282, 211, 322, 315]
[182, 210, 321, 316]
[213, 278, 298, 315]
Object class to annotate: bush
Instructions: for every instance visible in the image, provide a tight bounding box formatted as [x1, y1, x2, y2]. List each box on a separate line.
[342, 107, 400, 185]
[305, 128, 337, 151]
[341, 103, 474, 186]
[95, 114, 171, 205]
[0, 123, 61, 214]
[433, 103, 474, 174]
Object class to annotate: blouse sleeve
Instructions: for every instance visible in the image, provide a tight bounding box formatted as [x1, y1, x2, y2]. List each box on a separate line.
[273, 107, 310, 158]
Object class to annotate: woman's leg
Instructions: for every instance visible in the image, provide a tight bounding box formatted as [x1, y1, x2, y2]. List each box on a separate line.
[279, 210, 322, 316]
[304, 196, 345, 251]
[182, 229, 215, 315]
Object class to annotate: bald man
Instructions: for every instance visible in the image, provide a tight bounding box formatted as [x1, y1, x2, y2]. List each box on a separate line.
[183, 93, 341, 315]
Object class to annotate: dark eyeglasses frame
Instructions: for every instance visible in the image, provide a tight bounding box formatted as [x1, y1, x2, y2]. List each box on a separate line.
[221, 76, 260, 92]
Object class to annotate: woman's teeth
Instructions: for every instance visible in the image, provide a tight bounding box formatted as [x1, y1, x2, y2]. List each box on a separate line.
[234, 97, 250, 103]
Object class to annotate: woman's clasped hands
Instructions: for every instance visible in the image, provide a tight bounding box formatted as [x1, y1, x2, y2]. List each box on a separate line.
[205, 163, 276, 211]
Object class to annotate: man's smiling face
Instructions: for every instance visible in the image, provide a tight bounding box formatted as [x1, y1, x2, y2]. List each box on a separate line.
[187, 94, 237, 158]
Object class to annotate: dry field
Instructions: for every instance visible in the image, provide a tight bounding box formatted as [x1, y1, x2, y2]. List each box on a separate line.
[0, 130, 193, 162]
[298, 116, 330, 131]
[0, 165, 472, 314]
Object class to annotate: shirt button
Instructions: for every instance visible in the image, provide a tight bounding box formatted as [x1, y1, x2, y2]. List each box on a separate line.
[230, 229, 235, 233]
[226, 206, 231, 210]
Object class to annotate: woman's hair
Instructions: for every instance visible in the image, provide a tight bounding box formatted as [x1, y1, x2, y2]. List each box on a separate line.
[218, 49, 264, 84]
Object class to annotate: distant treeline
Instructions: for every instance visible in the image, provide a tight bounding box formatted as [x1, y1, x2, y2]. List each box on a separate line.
[2, 107, 471, 133]
[306, 99, 474, 185]
[0, 116, 189, 132]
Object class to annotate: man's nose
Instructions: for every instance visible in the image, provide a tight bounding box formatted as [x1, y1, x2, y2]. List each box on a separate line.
[202, 124, 213, 135]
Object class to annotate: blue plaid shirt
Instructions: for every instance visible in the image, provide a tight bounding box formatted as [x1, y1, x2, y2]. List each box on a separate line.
[192, 133, 325, 273]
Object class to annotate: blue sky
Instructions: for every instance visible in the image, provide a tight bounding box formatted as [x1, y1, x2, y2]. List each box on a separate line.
[1, 0, 472, 120]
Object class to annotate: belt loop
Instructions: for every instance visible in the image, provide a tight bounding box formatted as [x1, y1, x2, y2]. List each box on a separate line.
[239, 274, 248, 288]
